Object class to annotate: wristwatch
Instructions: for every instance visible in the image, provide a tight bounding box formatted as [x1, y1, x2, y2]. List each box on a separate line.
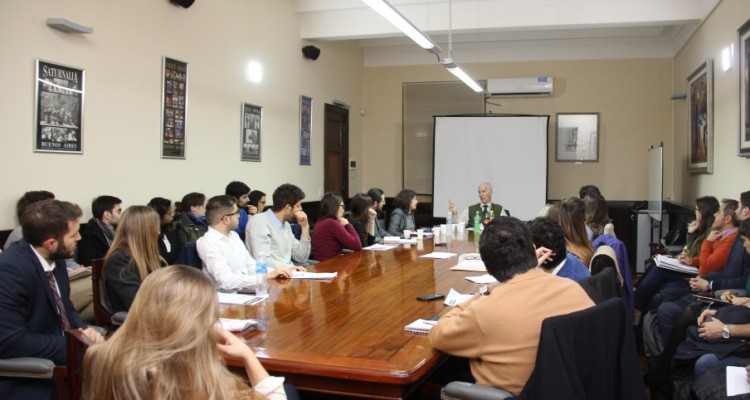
[722, 324, 731, 339]
[479, 284, 491, 296]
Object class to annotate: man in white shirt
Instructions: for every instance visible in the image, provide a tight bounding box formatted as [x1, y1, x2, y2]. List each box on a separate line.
[246, 184, 311, 268]
[448, 182, 506, 225]
[197, 195, 296, 291]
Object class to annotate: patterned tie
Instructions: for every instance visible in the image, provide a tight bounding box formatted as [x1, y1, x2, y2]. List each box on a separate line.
[482, 205, 489, 216]
[46, 272, 71, 331]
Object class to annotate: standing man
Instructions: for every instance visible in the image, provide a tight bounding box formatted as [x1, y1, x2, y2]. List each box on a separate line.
[197, 195, 294, 291]
[429, 217, 593, 396]
[0, 200, 103, 398]
[225, 181, 253, 241]
[246, 184, 311, 269]
[76, 195, 122, 267]
[448, 182, 505, 226]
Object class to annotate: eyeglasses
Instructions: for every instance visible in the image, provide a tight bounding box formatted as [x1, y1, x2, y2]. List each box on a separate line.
[223, 209, 240, 218]
[338, 204, 345, 208]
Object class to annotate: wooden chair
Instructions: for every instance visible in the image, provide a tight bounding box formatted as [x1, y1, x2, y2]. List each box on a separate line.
[91, 258, 126, 329]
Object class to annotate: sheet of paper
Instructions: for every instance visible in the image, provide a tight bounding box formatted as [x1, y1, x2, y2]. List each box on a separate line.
[383, 236, 417, 244]
[217, 292, 267, 305]
[363, 243, 398, 251]
[419, 252, 457, 259]
[219, 318, 258, 332]
[450, 254, 486, 271]
[291, 271, 338, 280]
[727, 366, 750, 396]
[654, 254, 698, 274]
[465, 274, 498, 284]
[444, 288, 475, 306]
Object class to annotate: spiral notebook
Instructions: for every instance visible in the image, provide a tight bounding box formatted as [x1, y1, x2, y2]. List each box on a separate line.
[404, 319, 437, 334]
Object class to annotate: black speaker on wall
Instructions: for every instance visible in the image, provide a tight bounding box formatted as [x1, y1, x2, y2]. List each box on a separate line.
[170, 0, 195, 8]
[302, 45, 321, 61]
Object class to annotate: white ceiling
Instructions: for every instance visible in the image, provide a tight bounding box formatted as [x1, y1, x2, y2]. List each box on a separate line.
[294, 0, 720, 67]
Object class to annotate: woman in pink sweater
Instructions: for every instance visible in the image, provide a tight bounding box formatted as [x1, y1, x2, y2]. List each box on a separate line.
[312, 192, 362, 261]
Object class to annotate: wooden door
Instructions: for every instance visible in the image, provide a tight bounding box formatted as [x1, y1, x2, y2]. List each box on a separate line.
[324, 104, 349, 198]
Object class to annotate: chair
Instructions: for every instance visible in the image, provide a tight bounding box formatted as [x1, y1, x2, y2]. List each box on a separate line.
[91, 259, 127, 329]
[0, 328, 98, 400]
[176, 241, 202, 269]
[441, 298, 645, 400]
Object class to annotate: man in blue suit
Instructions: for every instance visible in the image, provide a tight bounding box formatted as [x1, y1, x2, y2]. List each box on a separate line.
[0, 199, 103, 399]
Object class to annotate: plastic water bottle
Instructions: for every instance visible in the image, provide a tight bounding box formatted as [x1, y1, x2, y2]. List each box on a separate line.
[255, 253, 268, 296]
[473, 211, 482, 243]
[446, 208, 453, 225]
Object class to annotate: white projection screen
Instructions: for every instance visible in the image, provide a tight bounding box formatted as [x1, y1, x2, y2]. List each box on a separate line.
[433, 115, 549, 221]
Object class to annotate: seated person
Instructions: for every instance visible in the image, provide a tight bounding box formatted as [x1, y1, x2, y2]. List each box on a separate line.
[583, 192, 611, 241]
[0, 200, 103, 398]
[174, 191, 209, 244]
[226, 181, 252, 241]
[555, 197, 594, 266]
[429, 217, 594, 396]
[83, 266, 288, 399]
[448, 182, 505, 226]
[367, 188, 388, 242]
[528, 217, 591, 282]
[311, 192, 361, 261]
[248, 190, 267, 216]
[350, 193, 377, 247]
[103, 206, 166, 313]
[147, 197, 181, 264]
[199, 195, 297, 291]
[77, 195, 122, 267]
[246, 184, 311, 269]
[387, 189, 417, 237]
[3, 190, 54, 250]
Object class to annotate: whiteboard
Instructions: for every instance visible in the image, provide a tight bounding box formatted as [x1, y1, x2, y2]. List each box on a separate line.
[648, 146, 663, 221]
[433, 115, 549, 221]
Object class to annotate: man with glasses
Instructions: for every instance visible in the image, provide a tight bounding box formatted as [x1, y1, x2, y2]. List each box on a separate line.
[246, 183, 311, 269]
[197, 195, 295, 291]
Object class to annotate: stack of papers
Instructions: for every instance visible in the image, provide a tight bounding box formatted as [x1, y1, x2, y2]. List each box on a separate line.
[291, 271, 338, 280]
[419, 252, 456, 259]
[217, 292, 267, 305]
[654, 255, 698, 274]
[450, 253, 486, 271]
[444, 288, 474, 306]
[383, 236, 417, 244]
[465, 274, 498, 284]
[219, 318, 258, 332]
[363, 243, 397, 251]
[404, 318, 437, 334]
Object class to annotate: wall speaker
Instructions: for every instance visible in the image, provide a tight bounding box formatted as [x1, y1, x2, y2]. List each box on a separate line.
[302, 45, 321, 61]
[170, 0, 195, 8]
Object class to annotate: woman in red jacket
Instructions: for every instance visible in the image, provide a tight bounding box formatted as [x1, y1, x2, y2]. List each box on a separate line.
[311, 192, 362, 261]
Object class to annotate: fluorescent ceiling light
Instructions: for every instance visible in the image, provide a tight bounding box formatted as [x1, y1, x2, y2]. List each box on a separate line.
[440, 58, 484, 93]
[362, 0, 440, 53]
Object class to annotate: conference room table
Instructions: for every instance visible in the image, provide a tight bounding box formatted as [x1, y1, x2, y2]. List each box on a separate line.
[220, 231, 486, 399]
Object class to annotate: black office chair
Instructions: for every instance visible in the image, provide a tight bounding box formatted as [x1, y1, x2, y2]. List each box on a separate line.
[91, 259, 127, 329]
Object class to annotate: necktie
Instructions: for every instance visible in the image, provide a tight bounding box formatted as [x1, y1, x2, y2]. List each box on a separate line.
[482, 205, 489, 215]
[46, 272, 71, 331]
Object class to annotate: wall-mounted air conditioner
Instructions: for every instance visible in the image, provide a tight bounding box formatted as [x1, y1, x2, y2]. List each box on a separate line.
[486, 77, 553, 97]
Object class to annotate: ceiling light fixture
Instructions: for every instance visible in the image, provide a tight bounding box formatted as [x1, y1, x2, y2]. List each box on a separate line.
[440, 58, 484, 93]
[361, 0, 441, 54]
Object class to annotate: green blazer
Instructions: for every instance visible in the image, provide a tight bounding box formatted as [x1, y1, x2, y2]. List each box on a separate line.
[468, 203, 505, 222]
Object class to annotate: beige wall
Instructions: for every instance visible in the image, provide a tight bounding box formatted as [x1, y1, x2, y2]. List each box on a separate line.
[0, 0, 364, 229]
[672, 0, 750, 205]
[362, 59, 672, 201]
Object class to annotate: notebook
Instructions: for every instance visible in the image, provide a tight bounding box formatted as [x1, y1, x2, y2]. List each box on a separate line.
[404, 318, 437, 334]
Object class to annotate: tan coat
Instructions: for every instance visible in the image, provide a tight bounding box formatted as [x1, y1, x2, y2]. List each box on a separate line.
[429, 268, 594, 395]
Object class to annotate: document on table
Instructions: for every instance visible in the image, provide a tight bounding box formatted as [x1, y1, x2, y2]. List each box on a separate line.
[419, 252, 456, 259]
[727, 366, 750, 396]
[217, 292, 267, 305]
[363, 243, 398, 251]
[450, 253, 486, 271]
[654, 254, 698, 274]
[291, 271, 338, 280]
[465, 274, 498, 284]
[219, 318, 258, 332]
[444, 288, 474, 306]
[404, 318, 437, 334]
[383, 236, 417, 244]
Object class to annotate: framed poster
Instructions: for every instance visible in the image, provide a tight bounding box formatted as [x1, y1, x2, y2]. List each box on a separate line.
[34, 59, 84, 154]
[241, 103, 262, 162]
[687, 59, 713, 173]
[739, 19, 750, 157]
[161, 57, 188, 159]
[555, 113, 599, 162]
[299, 95, 312, 165]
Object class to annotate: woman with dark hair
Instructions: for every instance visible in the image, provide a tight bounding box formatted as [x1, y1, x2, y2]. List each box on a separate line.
[311, 192, 362, 261]
[681, 196, 720, 262]
[367, 188, 388, 242]
[248, 190, 267, 216]
[555, 197, 594, 266]
[147, 197, 180, 263]
[584, 192, 610, 241]
[350, 193, 377, 247]
[388, 189, 417, 237]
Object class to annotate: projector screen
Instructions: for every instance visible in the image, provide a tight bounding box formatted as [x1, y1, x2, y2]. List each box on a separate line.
[433, 115, 549, 221]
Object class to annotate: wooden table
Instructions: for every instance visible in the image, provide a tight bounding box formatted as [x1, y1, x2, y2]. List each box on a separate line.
[221, 233, 485, 399]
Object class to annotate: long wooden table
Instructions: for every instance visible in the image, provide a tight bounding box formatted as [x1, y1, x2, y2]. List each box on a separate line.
[221, 233, 484, 399]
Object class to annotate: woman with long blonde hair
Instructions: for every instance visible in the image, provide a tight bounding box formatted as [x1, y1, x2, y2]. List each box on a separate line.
[103, 205, 166, 313]
[83, 266, 286, 399]
[556, 197, 594, 266]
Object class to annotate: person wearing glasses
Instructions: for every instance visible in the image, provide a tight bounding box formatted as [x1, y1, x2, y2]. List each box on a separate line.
[312, 193, 362, 261]
[197, 195, 297, 291]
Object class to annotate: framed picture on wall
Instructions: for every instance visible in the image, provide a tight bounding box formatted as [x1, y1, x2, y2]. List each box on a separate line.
[739, 19, 750, 157]
[555, 113, 599, 162]
[687, 59, 713, 173]
[161, 57, 188, 159]
[299, 95, 312, 165]
[34, 59, 84, 154]
[241, 103, 262, 162]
